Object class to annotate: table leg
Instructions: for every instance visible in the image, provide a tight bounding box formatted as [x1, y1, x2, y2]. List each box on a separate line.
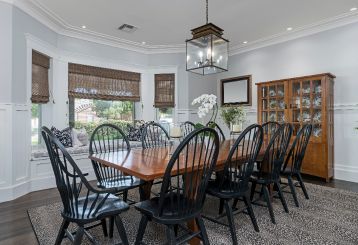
[182, 172, 202, 245]
[139, 181, 153, 201]
[187, 219, 201, 245]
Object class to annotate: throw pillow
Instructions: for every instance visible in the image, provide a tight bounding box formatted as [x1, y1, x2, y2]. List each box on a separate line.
[71, 128, 82, 146]
[127, 124, 142, 141]
[76, 128, 89, 146]
[71, 128, 89, 146]
[51, 126, 73, 147]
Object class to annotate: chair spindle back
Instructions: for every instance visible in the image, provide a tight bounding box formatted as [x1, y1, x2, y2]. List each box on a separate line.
[158, 127, 220, 218]
[218, 124, 263, 193]
[142, 122, 170, 149]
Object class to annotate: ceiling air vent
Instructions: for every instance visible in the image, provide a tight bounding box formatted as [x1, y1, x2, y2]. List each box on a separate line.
[118, 24, 138, 33]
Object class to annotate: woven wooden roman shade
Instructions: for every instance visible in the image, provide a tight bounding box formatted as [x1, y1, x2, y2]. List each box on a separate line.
[31, 50, 50, 103]
[68, 63, 141, 101]
[154, 74, 175, 108]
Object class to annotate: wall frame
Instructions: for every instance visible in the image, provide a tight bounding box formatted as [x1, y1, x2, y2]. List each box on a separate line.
[221, 75, 252, 106]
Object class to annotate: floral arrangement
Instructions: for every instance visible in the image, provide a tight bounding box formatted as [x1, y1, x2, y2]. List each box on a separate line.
[220, 106, 246, 129]
[192, 94, 218, 122]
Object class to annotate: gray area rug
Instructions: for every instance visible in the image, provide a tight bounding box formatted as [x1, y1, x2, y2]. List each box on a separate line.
[28, 182, 358, 244]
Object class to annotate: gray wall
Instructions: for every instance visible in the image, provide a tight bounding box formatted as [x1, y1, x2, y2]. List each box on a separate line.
[218, 21, 358, 109]
[12, 6, 58, 104]
[217, 21, 358, 182]
[0, 2, 13, 103]
[148, 53, 189, 109]
[57, 35, 149, 66]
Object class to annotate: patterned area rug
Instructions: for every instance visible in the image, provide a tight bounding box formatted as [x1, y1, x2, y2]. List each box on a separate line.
[28, 182, 358, 245]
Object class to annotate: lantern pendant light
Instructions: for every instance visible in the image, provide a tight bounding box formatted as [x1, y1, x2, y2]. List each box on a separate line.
[186, 0, 229, 75]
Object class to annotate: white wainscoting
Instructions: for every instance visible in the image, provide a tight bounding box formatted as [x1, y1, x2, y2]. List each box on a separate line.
[0, 104, 12, 187]
[29, 155, 96, 193]
[333, 103, 358, 182]
[0, 103, 96, 203]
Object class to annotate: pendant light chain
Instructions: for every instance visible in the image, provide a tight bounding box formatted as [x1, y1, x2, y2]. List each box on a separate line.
[206, 0, 209, 24]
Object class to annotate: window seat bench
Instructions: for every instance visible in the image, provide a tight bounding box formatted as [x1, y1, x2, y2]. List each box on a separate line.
[31, 141, 143, 160]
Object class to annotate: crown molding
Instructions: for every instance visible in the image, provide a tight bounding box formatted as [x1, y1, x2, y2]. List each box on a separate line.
[4, 0, 358, 55]
[229, 10, 358, 56]
[0, 0, 14, 4]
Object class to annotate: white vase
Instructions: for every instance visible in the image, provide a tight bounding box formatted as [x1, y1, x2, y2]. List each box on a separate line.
[232, 122, 243, 132]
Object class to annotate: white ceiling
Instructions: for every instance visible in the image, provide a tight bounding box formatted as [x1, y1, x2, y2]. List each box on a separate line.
[32, 0, 358, 49]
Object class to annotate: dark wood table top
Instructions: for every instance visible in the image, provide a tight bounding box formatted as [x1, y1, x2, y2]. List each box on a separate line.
[89, 139, 268, 181]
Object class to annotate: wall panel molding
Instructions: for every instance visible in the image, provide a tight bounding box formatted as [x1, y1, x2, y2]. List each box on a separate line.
[335, 164, 358, 183]
[334, 103, 358, 111]
[0, 104, 12, 187]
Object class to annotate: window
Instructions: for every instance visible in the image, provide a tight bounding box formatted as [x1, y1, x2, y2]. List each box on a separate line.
[31, 104, 41, 145]
[31, 50, 50, 146]
[69, 98, 134, 136]
[67, 63, 141, 135]
[154, 74, 175, 108]
[154, 73, 175, 125]
[157, 107, 174, 124]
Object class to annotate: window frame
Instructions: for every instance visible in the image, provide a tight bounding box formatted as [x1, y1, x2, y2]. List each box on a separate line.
[31, 103, 42, 146]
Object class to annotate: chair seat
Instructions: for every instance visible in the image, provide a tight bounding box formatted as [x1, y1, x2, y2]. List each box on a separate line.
[206, 180, 248, 199]
[98, 176, 143, 192]
[134, 194, 200, 224]
[250, 172, 277, 184]
[62, 193, 129, 223]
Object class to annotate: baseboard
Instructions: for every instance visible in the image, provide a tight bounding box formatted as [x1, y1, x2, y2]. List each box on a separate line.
[334, 164, 358, 183]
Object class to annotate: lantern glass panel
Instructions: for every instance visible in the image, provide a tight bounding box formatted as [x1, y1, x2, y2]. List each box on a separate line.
[186, 34, 228, 75]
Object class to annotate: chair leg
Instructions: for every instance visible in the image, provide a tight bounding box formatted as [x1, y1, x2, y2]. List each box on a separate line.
[287, 175, 299, 207]
[135, 215, 149, 245]
[174, 224, 179, 236]
[114, 216, 129, 245]
[123, 190, 128, 202]
[196, 216, 210, 245]
[166, 225, 176, 245]
[250, 181, 257, 201]
[219, 199, 224, 214]
[262, 185, 275, 224]
[224, 200, 238, 245]
[297, 173, 309, 199]
[232, 198, 239, 209]
[109, 216, 114, 238]
[275, 181, 289, 213]
[55, 219, 70, 245]
[243, 195, 259, 232]
[73, 226, 85, 245]
[101, 219, 108, 237]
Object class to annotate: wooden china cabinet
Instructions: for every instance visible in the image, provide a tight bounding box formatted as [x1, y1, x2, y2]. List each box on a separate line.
[256, 73, 335, 182]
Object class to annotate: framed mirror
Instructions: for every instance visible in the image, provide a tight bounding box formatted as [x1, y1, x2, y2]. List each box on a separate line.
[221, 75, 252, 106]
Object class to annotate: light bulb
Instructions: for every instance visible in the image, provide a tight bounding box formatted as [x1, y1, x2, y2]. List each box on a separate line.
[207, 48, 211, 59]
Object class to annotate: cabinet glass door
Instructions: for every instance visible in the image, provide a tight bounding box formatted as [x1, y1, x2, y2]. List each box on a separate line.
[290, 79, 323, 141]
[312, 79, 322, 140]
[291, 81, 302, 136]
[260, 82, 287, 124]
[261, 85, 268, 123]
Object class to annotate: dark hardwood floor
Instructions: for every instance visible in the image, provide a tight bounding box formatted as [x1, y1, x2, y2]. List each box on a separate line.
[0, 178, 357, 245]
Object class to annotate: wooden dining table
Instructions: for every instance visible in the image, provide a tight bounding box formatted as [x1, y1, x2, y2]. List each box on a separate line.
[89, 139, 268, 245]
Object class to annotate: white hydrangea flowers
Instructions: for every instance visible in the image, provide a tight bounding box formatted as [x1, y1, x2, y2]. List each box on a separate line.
[192, 94, 218, 119]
